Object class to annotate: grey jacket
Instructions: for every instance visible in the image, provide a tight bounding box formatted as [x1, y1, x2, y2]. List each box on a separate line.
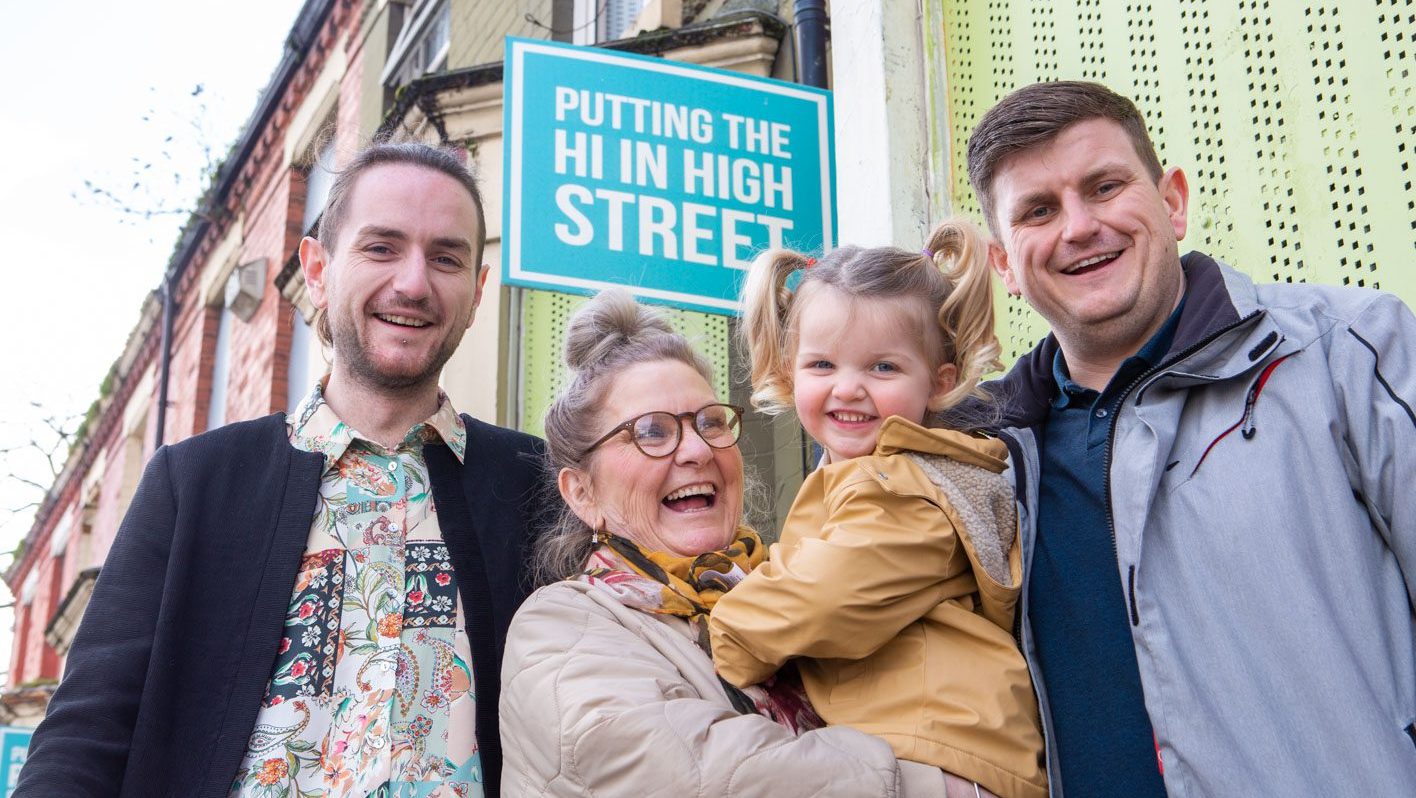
[992, 253, 1416, 797]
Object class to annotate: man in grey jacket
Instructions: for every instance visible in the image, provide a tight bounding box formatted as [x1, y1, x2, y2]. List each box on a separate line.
[971, 81, 1416, 797]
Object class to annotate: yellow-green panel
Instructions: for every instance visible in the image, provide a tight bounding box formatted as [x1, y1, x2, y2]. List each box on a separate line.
[943, 1, 1416, 362]
[516, 289, 731, 437]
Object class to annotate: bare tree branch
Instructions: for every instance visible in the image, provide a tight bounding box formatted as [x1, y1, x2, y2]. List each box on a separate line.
[71, 83, 222, 234]
[1, 404, 84, 531]
[8, 475, 49, 494]
[77, 181, 193, 221]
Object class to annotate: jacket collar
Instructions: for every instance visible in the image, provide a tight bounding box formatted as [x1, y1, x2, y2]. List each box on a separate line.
[988, 251, 1244, 430]
[874, 416, 1009, 473]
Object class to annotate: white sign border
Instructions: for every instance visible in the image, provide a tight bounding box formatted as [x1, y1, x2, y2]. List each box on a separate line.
[504, 38, 835, 314]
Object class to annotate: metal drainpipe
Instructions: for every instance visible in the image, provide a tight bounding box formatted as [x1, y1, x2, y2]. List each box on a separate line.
[154, 272, 175, 447]
[792, 0, 829, 89]
[792, 0, 829, 476]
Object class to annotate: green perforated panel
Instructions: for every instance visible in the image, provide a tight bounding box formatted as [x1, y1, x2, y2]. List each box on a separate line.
[943, 1, 1416, 362]
[516, 289, 731, 437]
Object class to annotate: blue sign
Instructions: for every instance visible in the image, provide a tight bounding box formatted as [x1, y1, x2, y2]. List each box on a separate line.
[503, 37, 835, 315]
[0, 726, 32, 796]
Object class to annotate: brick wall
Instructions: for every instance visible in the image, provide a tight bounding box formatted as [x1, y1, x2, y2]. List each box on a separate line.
[2, 1, 367, 700]
[8, 497, 72, 685]
[88, 402, 150, 578]
[221, 171, 293, 423]
[7, 381, 153, 687]
[165, 1, 364, 435]
[338, 21, 368, 154]
[157, 287, 213, 442]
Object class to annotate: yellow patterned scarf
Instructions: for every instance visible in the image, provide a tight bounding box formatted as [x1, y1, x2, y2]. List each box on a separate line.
[591, 527, 764, 619]
[579, 527, 822, 723]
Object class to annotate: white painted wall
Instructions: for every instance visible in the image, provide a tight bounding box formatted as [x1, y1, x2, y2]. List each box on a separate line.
[830, 0, 944, 248]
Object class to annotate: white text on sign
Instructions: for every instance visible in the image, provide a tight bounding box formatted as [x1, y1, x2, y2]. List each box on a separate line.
[550, 87, 799, 269]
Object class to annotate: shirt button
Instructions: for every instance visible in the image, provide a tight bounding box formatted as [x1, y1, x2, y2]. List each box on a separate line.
[387, 461, 399, 471]
[1095, 408, 1109, 418]
[388, 522, 401, 533]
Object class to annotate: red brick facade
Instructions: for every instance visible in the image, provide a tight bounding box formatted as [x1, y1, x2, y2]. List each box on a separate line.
[3, 0, 364, 704]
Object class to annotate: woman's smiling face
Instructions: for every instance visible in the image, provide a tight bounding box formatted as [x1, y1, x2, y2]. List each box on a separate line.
[566, 359, 744, 556]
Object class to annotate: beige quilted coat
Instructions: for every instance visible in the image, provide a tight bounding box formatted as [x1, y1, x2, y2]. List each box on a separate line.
[500, 579, 951, 797]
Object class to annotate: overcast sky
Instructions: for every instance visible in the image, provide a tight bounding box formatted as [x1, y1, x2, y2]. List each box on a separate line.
[0, 0, 307, 677]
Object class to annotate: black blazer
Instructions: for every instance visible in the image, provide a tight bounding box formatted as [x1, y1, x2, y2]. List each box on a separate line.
[15, 413, 553, 798]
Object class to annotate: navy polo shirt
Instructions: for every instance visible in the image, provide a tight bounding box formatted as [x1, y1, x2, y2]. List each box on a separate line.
[1028, 299, 1185, 796]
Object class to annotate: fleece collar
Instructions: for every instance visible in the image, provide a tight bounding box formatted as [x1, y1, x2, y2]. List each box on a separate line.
[874, 416, 1009, 473]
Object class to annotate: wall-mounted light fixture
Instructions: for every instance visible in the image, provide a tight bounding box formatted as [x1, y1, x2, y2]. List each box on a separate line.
[226, 258, 267, 322]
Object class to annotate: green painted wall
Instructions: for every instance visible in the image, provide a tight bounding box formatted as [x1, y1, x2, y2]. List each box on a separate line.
[939, 0, 1416, 360]
[516, 290, 731, 437]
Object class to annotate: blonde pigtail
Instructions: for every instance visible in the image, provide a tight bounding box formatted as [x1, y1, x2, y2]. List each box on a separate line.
[926, 218, 1003, 411]
[740, 248, 811, 414]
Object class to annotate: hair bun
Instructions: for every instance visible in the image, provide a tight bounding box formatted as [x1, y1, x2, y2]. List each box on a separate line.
[563, 288, 676, 373]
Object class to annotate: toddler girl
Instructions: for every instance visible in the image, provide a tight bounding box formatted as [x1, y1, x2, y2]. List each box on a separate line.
[709, 220, 1046, 798]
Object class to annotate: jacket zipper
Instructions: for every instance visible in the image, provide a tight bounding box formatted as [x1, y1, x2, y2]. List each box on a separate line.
[1007, 302, 1266, 787]
[1103, 310, 1263, 626]
[1012, 587, 1025, 645]
[1001, 427, 1049, 769]
[998, 431, 1030, 648]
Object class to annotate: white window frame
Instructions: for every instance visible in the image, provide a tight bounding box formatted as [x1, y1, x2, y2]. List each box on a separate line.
[207, 273, 240, 431]
[381, 0, 451, 89]
[286, 310, 317, 414]
[302, 134, 338, 235]
[572, 0, 649, 45]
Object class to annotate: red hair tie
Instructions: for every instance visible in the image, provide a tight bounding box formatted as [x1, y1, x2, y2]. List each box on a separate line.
[804, 257, 817, 267]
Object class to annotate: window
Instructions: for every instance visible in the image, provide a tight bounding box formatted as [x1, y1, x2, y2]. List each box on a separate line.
[207, 287, 234, 431]
[207, 258, 265, 429]
[286, 310, 316, 413]
[11, 603, 30, 686]
[13, 570, 38, 684]
[47, 516, 71, 634]
[382, 0, 451, 90]
[573, 0, 649, 44]
[602, 0, 648, 41]
[289, 134, 333, 412]
[303, 135, 337, 235]
[42, 551, 65, 676]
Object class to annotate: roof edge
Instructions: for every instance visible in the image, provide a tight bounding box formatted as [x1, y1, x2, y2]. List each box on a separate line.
[380, 9, 789, 138]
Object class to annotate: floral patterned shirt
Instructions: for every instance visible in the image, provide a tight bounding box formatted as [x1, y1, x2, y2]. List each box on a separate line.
[230, 383, 481, 798]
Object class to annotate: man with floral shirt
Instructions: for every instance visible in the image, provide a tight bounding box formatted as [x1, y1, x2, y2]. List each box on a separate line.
[17, 143, 552, 798]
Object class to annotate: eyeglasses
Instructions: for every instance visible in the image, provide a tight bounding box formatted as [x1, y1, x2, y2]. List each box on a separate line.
[581, 403, 745, 459]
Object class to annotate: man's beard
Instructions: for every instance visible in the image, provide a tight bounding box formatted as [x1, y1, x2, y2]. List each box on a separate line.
[330, 310, 462, 392]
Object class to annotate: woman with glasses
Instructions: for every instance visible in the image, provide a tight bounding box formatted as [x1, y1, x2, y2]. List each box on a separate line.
[499, 289, 934, 796]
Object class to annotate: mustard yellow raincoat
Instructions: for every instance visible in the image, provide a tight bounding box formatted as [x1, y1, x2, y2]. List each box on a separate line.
[710, 417, 1047, 798]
